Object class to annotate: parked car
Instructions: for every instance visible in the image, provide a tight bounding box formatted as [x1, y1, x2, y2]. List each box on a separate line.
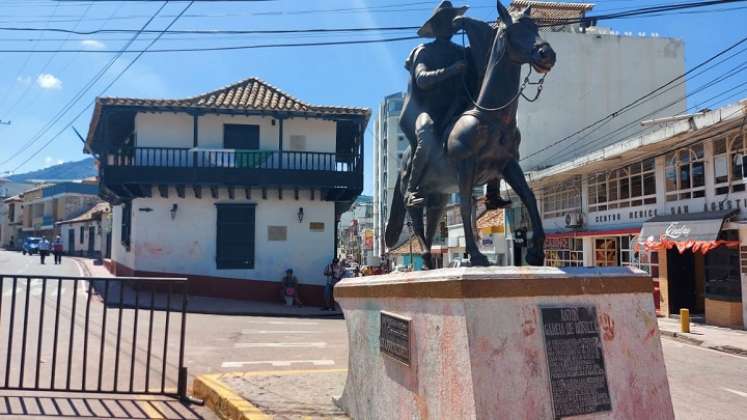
[22, 237, 41, 255]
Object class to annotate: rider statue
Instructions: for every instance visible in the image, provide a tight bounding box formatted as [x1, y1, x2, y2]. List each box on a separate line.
[401, 1, 511, 210]
[400, 1, 469, 208]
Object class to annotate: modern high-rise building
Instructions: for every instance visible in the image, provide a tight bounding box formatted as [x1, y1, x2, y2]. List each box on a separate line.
[372, 92, 406, 259]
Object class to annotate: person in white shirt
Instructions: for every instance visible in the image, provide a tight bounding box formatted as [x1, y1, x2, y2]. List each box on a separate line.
[38, 237, 51, 265]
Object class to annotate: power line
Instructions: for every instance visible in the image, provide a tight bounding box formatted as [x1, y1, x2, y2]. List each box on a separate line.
[0, 1, 171, 167]
[520, 32, 747, 164]
[11, 1, 197, 173]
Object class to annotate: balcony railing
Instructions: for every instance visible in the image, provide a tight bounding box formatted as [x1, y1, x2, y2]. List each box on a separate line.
[106, 147, 360, 173]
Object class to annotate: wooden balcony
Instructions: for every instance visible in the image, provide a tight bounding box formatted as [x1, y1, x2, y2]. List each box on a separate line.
[101, 147, 363, 201]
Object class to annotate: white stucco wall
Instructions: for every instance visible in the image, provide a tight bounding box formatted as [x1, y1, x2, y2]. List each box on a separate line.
[135, 112, 193, 148]
[110, 187, 335, 286]
[518, 32, 685, 170]
[59, 220, 102, 255]
[134, 111, 337, 153]
[197, 114, 279, 150]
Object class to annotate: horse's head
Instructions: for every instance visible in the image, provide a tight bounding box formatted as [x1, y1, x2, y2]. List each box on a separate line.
[496, 1, 556, 74]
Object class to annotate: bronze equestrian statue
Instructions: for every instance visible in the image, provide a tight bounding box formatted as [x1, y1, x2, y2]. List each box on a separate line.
[385, 1, 557, 268]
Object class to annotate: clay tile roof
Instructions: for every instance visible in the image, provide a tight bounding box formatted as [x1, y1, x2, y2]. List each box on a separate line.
[510, 1, 594, 25]
[476, 209, 506, 230]
[96, 77, 370, 118]
[388, 237, 424, 255]
[56, 202, 110, 225]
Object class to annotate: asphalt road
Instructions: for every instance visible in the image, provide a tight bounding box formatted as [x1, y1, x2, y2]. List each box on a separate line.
[2, 250, 747, 419]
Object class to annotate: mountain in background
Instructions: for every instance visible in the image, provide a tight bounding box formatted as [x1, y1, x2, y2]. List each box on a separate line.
[7, 158, 97, 183]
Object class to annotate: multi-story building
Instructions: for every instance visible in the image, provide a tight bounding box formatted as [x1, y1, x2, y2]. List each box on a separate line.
[372, 92, 406, 259]
[522, 100, 747, 328]
[0, 178, 32, 248]
[84, 77, 370, 305]
[18, 181, 100, 241]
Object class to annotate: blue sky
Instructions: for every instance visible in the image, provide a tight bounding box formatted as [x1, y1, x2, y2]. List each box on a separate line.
[0, 0, 746, 195]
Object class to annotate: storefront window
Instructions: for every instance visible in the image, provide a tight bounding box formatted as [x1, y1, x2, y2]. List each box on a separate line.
[705, 230, 741, 300]
[545, 238, 584, 267]
[621, 235, 659, 276]
[714, 134, 746, 195]
[542, 178, 582, 219]
[594, 238, 619, 267]
[666, 143, 705, 201]
[588, 158, 656, 212]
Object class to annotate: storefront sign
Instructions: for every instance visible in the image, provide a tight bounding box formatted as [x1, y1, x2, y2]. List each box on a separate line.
[664, 222, 691, 239]
[541, 305, 611, 418]
[380, 311, 411, 365]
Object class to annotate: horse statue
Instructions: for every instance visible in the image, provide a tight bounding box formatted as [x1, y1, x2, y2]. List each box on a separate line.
[385, 1, 557, 268]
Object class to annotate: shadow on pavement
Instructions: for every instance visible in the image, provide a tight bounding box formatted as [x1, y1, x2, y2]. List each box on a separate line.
[0, 392, 204, 419]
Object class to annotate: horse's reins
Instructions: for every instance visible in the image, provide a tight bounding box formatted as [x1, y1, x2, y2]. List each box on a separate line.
[459, 29, 546, 113]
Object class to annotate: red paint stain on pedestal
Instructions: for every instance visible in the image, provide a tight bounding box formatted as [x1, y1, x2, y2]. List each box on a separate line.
[600, 312, 616, 341]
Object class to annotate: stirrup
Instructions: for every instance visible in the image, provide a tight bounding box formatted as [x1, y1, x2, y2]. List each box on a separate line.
[405, 192, 426, 208]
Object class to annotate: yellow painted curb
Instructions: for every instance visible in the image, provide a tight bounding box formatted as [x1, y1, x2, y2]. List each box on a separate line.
[194, 374, 270, 420]
[193, 368, 348, 420]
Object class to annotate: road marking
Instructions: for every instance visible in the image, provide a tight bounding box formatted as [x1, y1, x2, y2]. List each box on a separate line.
[234, 342, 327, 348]
[244, 320, 320, 326]
[241, 330, 319, 334]
[722, 387, 747, 398]
[221, 360, 335, 368]
[71, 258, 86, 277]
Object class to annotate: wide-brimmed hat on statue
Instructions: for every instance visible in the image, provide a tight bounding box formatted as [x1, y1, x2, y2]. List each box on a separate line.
[417, 1, 469, 38]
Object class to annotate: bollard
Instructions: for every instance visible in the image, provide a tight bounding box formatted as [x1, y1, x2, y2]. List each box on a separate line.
[680, 308, 690, 333]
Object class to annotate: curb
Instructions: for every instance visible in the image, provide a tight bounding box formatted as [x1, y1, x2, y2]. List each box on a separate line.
[660, 329, 747, 357]
[193, 369, 348, 420]
[193, 374, 270, 420]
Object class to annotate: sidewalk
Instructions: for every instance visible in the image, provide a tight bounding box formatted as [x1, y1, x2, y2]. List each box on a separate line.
[657, 317, 747, 356]
[72, 257, 343, 318]
[193, 369, 348, 420]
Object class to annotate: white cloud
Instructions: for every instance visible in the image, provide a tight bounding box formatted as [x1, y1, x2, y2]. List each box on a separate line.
[80, 39, 105, 49]
[16, 76, 31, 85]
[37, 73, 62, 90]
[44, 156, 54, 165]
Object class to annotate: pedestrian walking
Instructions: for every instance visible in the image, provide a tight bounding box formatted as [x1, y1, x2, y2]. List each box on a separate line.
[38, 237, 51, 265]
[52, 235, 64, 264]
[322, 258, 340, 311]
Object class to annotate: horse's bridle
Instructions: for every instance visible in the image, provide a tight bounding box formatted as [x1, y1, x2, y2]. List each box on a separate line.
[459, 29, 546, 113]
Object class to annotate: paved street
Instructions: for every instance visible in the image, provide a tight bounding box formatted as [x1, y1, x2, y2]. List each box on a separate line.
[2, 250, 747, 419]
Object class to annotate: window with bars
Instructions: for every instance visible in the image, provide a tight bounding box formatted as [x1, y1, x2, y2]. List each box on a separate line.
[544, 237, 584, 267]
[588, 158, 656, 212]
[542, 178, 582, 219]
[120, 201, 132, 250]
[714, 133, 746, 196]
[665, 143, 705, 201]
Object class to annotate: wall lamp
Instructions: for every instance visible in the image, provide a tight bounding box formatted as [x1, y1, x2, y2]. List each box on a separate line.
[297, 207, 304, 223]
[170, 204, 178, 220]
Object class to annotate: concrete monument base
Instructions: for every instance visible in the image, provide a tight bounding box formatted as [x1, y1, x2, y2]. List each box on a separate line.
[334, 267, 673, 420]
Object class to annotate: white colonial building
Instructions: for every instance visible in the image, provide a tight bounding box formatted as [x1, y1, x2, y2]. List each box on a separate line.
[84, 77, 369, 304]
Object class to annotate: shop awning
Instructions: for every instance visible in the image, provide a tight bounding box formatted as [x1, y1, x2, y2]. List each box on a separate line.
[637, 209, 739, 254]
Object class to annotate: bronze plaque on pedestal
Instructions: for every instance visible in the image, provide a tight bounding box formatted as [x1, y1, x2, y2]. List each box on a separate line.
[541, 305, 611, 419]
[380, 311, 411, 365]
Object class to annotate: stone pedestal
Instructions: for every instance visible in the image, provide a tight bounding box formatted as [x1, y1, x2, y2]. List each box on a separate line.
[334, 267, 673, 420]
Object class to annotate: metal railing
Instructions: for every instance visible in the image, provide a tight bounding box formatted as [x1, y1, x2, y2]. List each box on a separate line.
[107, 147, 361, 173]
[0, 275, 190, 400]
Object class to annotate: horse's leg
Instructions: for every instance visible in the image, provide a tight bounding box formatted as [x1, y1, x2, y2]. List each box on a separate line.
[406, 205, 428, 270]
[502, 159, 545, 266]
[458, 164, 489, 267]
[423, 194, 448, 269]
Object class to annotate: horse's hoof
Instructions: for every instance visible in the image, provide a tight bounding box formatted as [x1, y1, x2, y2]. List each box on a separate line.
[470, 254, 490, 267]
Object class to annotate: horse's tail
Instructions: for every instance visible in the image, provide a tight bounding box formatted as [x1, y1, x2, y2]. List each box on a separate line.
[385, 173, 406, 249]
